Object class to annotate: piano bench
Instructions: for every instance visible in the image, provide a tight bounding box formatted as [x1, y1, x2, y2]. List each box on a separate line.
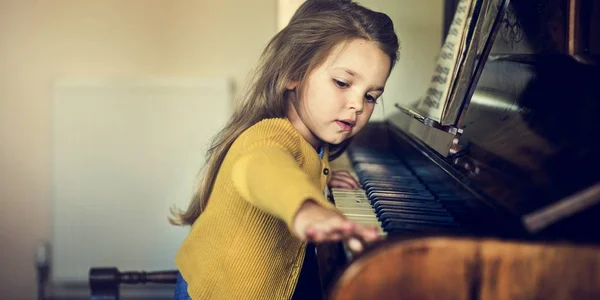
[89, 267, 178, 300]
[328, 237, 600, 300]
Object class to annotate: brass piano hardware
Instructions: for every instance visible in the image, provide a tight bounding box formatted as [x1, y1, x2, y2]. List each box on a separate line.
[394, 103, 425, 122]
[395, 103, 461, 135]
[392, 105, 467, 157]
[388, 110, 456, 157]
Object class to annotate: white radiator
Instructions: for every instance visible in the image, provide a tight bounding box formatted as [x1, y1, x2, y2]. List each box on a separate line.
[51, 77, 232, 283]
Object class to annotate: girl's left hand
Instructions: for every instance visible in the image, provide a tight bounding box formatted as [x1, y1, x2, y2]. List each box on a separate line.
[329, 170, 360, 189]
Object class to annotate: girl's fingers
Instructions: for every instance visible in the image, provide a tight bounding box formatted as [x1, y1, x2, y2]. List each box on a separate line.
[305, 226, 318, 241]
[305, 219, 357, 242]
[356, 225, 380, 242]
[306, 219, 340, 240]
[336, 171, 360, 186]
[331, 172, 360, 189]
[329, 178, 354, 189]
[347, 237, 364, 253]
[335, 170, 354, 178]
[327, 232, 343, 241]
[306, 222, 381, 255]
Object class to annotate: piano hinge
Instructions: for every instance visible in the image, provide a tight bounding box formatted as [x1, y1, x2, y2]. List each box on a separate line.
[395, 103, 463, 136]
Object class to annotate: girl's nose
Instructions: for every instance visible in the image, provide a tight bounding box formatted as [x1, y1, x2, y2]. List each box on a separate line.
[348, 93, 364, 113]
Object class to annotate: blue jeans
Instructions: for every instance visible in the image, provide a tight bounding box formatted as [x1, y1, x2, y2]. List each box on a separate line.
[174, 272, 192, 300]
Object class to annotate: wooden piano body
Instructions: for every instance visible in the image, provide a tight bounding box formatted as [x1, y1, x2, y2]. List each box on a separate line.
[318, 0, 600, 298]
[328, 236, 600, 300]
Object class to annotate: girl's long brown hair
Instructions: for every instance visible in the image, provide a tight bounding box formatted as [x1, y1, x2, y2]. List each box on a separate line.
[170, 0, 399, 226]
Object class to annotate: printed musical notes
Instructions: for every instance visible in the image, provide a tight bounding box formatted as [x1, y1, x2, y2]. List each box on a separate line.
[416, 0, 474, 120]
[411, 0, 507, 125]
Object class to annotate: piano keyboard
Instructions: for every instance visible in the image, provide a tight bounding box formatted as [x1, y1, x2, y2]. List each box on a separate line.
[330, 147, 472, 237]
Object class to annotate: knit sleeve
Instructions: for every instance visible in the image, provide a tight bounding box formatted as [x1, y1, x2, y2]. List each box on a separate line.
[231, 143, 337, 231]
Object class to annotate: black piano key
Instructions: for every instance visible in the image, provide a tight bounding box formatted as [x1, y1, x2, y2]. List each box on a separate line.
[368, 191, 433, 200]
[372, 201, 449, 215]
[363, 183, 420, 189]
[359, 175, 416, 181]
[377, 211, 455, 224]
[382, 220, 459, 232]
[361, 179, 418, 186]
[340, 146, 478, 235]
[374, 206, 449, 217]
[364, 181, 428, 189]
[371, 198, 438, 205]
[361, 177, 423, 182]
[365, 185, 425, 192]
[373, 200, 444, 209]
[381, 217, 460, 229]
[366, 186, 429, 192]
[370, 192, 435, 201]
[376, 206, 452, 217]
[369, 194, 435, 203]
[366, 185, 431, 193]
[362, 180, 424, 186]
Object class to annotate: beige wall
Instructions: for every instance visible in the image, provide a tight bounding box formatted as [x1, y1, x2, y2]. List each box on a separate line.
[361, 0, 442, 120]
[0, 1, 276, 298]
[0, 1, 441, 298]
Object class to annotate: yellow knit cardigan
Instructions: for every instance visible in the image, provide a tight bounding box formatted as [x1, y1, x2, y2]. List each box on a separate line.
[175, 118, 336, 299]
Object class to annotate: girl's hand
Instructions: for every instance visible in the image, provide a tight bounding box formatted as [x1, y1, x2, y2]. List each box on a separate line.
[329, 170, 360, 189]
[293, 200, 380, 253]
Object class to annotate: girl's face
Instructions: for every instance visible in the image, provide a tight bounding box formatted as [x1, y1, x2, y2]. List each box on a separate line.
[287, 38, 392, 148]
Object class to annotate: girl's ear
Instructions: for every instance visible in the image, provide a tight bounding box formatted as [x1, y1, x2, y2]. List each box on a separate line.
[286, 80, 299, 91]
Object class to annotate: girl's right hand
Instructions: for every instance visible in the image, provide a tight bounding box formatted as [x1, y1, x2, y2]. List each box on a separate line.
[293, 199, 381, 253]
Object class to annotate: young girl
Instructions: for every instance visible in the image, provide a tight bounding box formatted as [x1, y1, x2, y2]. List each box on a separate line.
[170, 0, 399, 299]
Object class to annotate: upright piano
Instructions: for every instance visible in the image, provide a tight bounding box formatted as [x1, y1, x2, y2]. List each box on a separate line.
[317, 0, 600, 295]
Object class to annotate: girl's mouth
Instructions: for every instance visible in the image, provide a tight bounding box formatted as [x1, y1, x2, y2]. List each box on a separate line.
[336, 120, 354, 131]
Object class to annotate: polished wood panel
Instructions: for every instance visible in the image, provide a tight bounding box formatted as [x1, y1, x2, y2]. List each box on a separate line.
[329, 237, 600, 300]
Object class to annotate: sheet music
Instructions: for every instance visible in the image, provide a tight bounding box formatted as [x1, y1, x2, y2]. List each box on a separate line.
[441, 0, 506, 125]
[411, 0, 507, 125]
[415, 0, 474, 121]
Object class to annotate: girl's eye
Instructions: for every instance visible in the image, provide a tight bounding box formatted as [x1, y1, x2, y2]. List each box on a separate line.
[366, 94, 378, 103]
[334, 79, 349, 88]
